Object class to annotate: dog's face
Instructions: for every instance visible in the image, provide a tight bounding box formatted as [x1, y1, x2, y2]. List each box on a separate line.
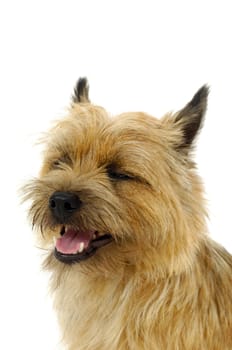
[24, 79, 208, 275]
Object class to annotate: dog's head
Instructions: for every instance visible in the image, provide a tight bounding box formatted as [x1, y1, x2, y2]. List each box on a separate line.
[23, 78, 208, 276]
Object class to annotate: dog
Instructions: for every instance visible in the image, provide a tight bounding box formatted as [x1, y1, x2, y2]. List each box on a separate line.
[23, 78, 232, 349]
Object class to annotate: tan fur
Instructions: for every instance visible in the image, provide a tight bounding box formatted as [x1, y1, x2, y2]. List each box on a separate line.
[23, 81, 232, 349]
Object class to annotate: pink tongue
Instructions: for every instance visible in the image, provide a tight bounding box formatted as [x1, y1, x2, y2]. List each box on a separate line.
[56, 228, 94, 254]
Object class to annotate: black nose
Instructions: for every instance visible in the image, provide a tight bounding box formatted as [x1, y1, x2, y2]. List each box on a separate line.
[49, 191, 82, 222]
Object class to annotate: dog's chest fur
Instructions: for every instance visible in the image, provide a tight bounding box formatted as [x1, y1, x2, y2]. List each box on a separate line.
[52, 242, 232, 350]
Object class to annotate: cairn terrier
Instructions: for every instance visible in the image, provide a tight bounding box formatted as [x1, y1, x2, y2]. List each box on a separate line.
[23, 78, 232, 349]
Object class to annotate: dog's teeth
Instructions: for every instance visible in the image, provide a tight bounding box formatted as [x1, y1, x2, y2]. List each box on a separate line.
[93, 234, 96, 240]
[79, 242, 84, 253]
[65, 226, 68, 232]
[53, 237, 56, 245]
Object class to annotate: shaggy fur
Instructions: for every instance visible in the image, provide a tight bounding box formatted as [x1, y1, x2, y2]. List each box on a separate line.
[23, 79, 232, 349]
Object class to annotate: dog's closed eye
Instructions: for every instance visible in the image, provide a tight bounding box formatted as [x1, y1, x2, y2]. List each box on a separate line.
[106, 165, 134, 181]
[51, 154, 72, 169]
[107, 170, 133, 180]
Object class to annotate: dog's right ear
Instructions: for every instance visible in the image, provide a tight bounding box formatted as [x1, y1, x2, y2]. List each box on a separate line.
[174, 85, 209, 150]
[162, 85, 209, 151]
[72, 77, 90, 103]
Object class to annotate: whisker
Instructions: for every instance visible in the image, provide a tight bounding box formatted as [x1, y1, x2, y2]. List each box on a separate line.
[35, 245, 51, 252]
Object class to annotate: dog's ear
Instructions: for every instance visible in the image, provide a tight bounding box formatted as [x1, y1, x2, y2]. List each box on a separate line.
[173, 85, 209, 150]
[72, 77, 90, 103]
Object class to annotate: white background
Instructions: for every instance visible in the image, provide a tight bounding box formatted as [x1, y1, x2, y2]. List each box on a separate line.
[0, 1, 231, 349]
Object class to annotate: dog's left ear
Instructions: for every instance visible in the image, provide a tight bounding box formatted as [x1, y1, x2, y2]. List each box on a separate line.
[173, 85, 209, 150]
[72, 77, 90, 103]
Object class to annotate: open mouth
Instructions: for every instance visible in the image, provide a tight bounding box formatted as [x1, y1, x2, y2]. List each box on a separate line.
[54, 227, 113, 264]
